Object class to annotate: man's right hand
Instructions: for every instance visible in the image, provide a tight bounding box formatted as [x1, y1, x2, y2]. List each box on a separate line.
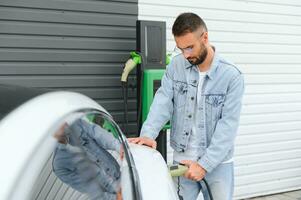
[127, 136, 157, 149]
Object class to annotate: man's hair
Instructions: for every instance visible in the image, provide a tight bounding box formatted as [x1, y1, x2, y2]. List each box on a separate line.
[172, 12, 208, 36]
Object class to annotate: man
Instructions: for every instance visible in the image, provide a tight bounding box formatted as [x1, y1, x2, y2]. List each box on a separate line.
[53, 118, 122, 200]
[129, 12, 244, 200]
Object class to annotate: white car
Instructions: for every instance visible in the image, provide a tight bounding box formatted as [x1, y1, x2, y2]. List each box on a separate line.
[0, 84, 179, 200]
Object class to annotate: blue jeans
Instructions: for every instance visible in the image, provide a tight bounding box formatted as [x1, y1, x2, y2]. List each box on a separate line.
[174, 162, 234, 200]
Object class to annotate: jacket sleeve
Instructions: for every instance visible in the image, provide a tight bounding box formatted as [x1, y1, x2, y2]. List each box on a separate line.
[91, 123, 121, 151]
[54, 166, 116, 199]
[53, 145, 117, 199]
[52, 148, 87, 193]
[198, 73, 244, 173]
[76, 119, 121, 152]
[140, 62, 174, 139]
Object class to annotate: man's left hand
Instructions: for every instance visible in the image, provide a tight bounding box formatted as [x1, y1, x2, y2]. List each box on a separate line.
[180, 160, 206, 181]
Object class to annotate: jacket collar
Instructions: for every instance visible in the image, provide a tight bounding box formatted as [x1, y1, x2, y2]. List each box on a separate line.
[206, 52, 220, 80]
[185, 47, 220, 80]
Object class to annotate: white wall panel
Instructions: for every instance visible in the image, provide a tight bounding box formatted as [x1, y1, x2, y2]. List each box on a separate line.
[139, 0, 301, 198]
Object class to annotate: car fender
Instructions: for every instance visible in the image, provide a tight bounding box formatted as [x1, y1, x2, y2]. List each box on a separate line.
[128, 143, 179, 200]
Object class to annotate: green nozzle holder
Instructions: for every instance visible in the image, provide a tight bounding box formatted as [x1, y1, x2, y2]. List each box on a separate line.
[130, 51, 142, 65]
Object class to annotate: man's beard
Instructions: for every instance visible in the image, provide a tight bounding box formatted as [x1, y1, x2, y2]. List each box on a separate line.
[188, 45, 208, 65]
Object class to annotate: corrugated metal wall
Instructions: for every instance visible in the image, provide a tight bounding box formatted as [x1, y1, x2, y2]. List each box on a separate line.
[30, 153, 89, 200]
[138, 0, 301, 199]
[0, 0, 138, 135]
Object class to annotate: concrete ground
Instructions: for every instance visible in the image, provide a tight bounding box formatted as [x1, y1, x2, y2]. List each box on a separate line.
[244, 190, 301, 200]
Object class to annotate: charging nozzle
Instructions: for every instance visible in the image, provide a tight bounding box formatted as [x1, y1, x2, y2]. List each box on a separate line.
[168, 164, 188, 177]
[168, 164, 214, 200]
[121, 51, 141, 82]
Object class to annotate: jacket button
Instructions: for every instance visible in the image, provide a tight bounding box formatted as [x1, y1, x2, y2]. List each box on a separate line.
[193, 80, 197, 84]
[188, 114, 192, 118]
[185, 132, 189, 135]
[191, 97, 194, 100]
[96, 159, 100, 163]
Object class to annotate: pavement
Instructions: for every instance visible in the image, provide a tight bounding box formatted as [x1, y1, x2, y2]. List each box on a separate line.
[244, 190, 301, 200]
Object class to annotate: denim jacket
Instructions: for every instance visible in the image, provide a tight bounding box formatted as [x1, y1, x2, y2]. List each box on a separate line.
[140, 52, 244, 173]
[53, 119, 121, 200]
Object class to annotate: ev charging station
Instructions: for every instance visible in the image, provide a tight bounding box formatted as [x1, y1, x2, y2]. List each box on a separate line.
[121, 20, 169, 160]
[136, 20, 169, 161]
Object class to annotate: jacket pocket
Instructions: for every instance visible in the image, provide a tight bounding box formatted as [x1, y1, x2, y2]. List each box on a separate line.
[173, 80, 188, 109]
[205, 94, 226, 139]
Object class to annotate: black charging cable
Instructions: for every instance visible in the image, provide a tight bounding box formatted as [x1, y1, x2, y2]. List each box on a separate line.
[121, 81, 128, 132]
[121, 51, 143, 134]
[202, 178, 214, 200]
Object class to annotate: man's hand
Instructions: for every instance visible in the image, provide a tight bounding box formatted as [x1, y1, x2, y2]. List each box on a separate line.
[116, 188, 122, 200]
[119, 146, 124, 160]
[127, 136, 157, 149]
[181, 160, 206, 181]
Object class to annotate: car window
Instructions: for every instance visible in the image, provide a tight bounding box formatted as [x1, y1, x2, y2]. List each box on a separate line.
[30, 111, 138, 200]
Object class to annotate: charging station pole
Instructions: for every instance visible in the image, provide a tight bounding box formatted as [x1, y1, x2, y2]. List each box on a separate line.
[141, 69, 170, 161]
[136, 20, 168, 161]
